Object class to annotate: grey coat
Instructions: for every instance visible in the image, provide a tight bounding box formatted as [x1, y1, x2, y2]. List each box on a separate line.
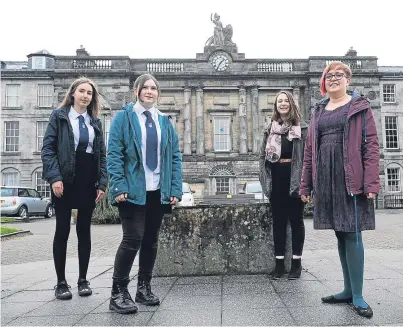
[259, 120, 308, 200]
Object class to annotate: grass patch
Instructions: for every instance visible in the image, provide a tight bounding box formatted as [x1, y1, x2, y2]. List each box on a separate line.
[1, 217, 16, 223]
[1, 226, 19, 235]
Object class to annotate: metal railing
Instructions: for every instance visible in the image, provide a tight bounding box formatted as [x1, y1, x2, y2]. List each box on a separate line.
[384, 194, 403, 209]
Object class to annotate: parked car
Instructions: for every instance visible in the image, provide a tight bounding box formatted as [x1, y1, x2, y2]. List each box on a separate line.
[240, 181, 268, 201]
[0, 186, 53, 219]
[177, 182, 195, 207]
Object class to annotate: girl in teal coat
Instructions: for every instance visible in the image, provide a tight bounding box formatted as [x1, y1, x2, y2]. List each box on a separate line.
[107, 74, 182, 314]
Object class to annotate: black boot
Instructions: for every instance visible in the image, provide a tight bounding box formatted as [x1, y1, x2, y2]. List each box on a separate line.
[271, 259, 285, 280]
[288, 258, 302, 280]
[54, 280, 72, 300]
[109, 279, 138, 314]
[135, 275, 160, 306]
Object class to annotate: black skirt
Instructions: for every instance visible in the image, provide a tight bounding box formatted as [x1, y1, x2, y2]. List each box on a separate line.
[53, 151, 97, 210]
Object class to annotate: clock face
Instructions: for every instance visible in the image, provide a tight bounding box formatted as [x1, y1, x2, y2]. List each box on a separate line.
[211, 52, 231, 72]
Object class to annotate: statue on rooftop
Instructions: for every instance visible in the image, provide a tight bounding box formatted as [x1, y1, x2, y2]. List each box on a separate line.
[205, 13, 235, 47]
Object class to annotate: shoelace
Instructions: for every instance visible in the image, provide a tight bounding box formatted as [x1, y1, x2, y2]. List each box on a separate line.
[54, 283, 71, 292]
[122, 288, 133, 302]
[78, 280, 90, 287]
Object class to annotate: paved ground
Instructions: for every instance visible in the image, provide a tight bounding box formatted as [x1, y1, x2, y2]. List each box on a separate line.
[1, 209, 403, 326]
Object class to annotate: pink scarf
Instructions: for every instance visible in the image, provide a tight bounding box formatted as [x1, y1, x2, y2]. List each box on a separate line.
[266, 121, 301, 163]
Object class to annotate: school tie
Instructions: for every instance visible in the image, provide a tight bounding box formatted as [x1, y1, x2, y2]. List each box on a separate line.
[143, 110, 158, 171]
[77, 115, 89, 152]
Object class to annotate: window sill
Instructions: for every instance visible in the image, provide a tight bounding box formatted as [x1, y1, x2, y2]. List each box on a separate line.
[385, 148, 401, 152]
[383, 102, 398, 105]
[34, 106, 54, 109]
[1, 152, 21, 156]
[2, 107, 22, 110]
[32, 151, 42, 155]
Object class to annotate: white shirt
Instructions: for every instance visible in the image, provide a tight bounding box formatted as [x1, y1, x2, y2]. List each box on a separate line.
[133, 102, 162, 191]
[68, 107, 95, 153]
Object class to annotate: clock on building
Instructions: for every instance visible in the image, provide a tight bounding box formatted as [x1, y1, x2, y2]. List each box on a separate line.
[210, 51, 231, 72]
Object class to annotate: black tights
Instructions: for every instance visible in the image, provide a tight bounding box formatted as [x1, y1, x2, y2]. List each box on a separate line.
[271, 195, 305, 257]
[112, 190, 166, 282]
[53, 205, 94, 282]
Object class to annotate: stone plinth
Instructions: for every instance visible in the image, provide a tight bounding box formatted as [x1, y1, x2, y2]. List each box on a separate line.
[154, 203, 292, 276]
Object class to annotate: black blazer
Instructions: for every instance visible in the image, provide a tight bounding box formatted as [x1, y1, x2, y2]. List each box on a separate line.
[41, 107, 107, 191]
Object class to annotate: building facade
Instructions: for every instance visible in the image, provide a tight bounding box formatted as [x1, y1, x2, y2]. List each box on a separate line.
[1, 38, 402, 208]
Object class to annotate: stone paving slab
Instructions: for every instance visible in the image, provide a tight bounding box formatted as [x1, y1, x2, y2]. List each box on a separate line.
[1, 209, 403, 325]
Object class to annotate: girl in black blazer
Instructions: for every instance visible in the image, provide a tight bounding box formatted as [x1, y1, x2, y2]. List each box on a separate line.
[42, 77, 107, 300]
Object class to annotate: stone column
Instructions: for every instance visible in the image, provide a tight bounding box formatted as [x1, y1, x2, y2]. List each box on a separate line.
[251, 86, 259, 153]
[293, 86, 300, 108]
[183, 87, 192, 155]
[196, 87, 205, 155]
[238, 86, 247, 154]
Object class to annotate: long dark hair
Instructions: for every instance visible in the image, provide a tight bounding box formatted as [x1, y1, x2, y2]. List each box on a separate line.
[59, 77, 101, 118]
[271, 90, 301, 125]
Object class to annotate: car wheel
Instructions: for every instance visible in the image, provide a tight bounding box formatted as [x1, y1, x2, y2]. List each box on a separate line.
[18, 206, 28, 219]
[44, 205, 53, 218]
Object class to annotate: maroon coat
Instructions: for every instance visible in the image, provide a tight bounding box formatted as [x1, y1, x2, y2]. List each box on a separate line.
[300, 94, 380, 197]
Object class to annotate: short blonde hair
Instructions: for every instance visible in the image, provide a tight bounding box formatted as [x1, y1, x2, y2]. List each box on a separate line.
[320, 61, 352, 96]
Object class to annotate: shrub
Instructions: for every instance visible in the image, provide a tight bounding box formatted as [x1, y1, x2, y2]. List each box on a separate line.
[92, 184, 120, 224]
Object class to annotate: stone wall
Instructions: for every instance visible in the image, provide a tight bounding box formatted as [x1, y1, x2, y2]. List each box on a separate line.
[154, 203, 292, 277]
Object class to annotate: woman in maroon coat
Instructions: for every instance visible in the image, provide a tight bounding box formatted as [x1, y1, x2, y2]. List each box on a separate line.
[300, 61, 380, 318]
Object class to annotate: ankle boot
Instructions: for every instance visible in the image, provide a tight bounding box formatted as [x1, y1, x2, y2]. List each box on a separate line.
[135, 275, 160, 306]
[288, 258, 302, 280]
[271, 259, 285, 280]
[109, 279, 138, 314]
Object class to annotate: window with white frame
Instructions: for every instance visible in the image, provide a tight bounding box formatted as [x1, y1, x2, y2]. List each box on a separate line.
[103, 115, 111, 148]
[4, 121, 19, 152]
[2, 172, 18, 186]
[216, 177, 230, 194]
[383, 84, 396, 103]
[37, 84, 53, 107]
[387, 166, 401, 192]
[5, 84, 20, 107]
[214, 117, 231, 151]
[385, 116, 399, 149]
[34, 57, 44, 69]
[36, 121, 48, 151]
[210, 165, 235, 194]
[35, 171, 51, 198]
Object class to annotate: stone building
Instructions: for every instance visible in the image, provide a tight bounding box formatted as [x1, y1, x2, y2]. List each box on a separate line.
[1, 19, 402, 208]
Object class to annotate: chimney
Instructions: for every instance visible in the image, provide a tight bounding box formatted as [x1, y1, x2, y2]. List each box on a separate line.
[76, 45, 90, 57]
[345, 47, 357, 57]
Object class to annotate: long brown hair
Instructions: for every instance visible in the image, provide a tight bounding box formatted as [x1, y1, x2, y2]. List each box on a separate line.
[271, 90, 301, 125]
[59, 77, 101, 118]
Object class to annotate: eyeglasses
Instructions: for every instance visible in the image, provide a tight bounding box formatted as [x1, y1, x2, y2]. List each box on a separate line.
[325, 72, 346, 81]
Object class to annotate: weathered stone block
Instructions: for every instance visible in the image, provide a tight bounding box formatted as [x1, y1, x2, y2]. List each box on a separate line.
[154, 203, 292, 276]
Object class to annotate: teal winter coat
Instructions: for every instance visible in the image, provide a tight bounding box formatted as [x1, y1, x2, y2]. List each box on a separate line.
[107, 103, 182, 205]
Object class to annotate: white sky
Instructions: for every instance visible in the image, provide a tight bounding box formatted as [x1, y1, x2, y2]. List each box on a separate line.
[1, 0, 402, 66]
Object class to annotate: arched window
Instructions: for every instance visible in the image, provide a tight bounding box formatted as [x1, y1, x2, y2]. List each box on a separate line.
[210, 165, 235, 194]
[1, 168, 20, 186]
[386, 163, 402, 193]
[32, 168, 51, 198]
